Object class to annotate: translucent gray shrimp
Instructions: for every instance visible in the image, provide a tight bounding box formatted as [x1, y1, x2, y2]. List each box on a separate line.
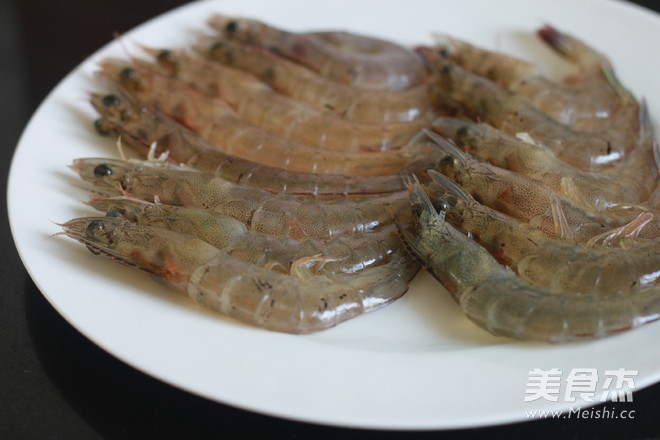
[60, 217, 419, 334]
[400, 177, 660, 342]
[426, 171, 659, 296]
[92, 91, 420, 195]
[207, 14, 430, 91]
[202, 37, 434, 124]
[98, 58, 426, 175]
[417, 47, 637, 170]
[70, 158, 411, 240]
[425, 131, 619, 242]
[432, 109, 658, 212]
[91, 197, 405, 276]
[433, 24, 639, 133]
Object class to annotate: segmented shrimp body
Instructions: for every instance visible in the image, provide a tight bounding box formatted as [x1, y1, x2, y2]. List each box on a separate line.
[143, 51, 430, 152]
[433, 25, 639, 133]
[432, 113, 658, 211]
[71, 158, 410, 240]
[99, 59, 424, 175]
[61, 217, 419, 334]
[92, 92, 417, 195]
[91, 197, 405, 276]
[203, 38, 434, 124]
[401, 179, 660, 342]
[419, 48, 637, 170]
[426, 132, 618, 242]
[207, 15, 429, 91]
[427, 172, 659, 295]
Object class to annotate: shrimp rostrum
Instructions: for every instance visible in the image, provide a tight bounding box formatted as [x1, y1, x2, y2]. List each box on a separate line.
[400, 177, 660, 342]
[59, 217, 419, 333]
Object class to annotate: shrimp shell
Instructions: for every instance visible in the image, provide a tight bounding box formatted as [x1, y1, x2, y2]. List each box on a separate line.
[70, 158, 411, 240]
[98, 58, 425, 176]
[425, 132, 619, 242]
[426, 171, 660, 296]
[202, 38, 435, 124]
[401, 178, 660, 342]
[207, 14, 429, 91]
[91, 92, 418, 195]
[433, 25, 638, 133]
[432, 111, 658, 211]
[143, 50, 431, 152]
[90, 197, 405, 276]
[61, 217, 419, 334]
[418, 47, 637, 170]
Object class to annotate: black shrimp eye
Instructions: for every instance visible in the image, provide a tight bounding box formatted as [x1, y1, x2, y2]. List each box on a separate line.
[119, 67, 136, 80]
[438, 48, 450, 58]
[156, 50, 178, 75]
[225, 20, 239, 34]
[102, 94, 121, 107]
[436, 200, 449, 212]
[93, 163, 113, 177]
[86, 220, 104, 237]
[94, 118, 113, 136]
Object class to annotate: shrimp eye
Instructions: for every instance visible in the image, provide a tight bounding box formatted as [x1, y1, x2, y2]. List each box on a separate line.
[119, 67, 136, 80]
[225, 20, 239, 34]
[438, 48, 450, 58]
[94, 118, 114, 136]
[105, 210, 123, 218]
[86, 220, 104, 238]
[93, 163, 113, 177]
[156, 50, 178, 75]
[102, 94, 122, 107]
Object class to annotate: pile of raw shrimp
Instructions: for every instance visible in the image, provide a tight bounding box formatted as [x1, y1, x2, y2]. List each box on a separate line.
[61, 15, 660, 342]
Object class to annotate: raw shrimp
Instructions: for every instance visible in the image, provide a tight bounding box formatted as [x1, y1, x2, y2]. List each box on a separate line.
[70, 158, 411, 240]
[400, 177, 660, 342]
[60, 217, 419, 334]
[142, 51, 430, 151]
[99, 59, 425, 175]
[425, 131, 619, 242]
[432, 109, 658, 211]
[207, 14, 429, 91]
[202, 38, 434, 124]
[426, 171, 659, 295]
[418, 47, 637, 170]
[92, 92, 418, 195]
[433, 25, 638, 132]
[90, 197, 405, 275]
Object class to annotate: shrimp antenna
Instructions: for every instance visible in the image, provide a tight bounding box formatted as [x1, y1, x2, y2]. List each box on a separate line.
[113, 31, 137, 61]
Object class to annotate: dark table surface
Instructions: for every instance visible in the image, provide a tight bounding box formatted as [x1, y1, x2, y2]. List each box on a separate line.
[2, 1, 660, 438]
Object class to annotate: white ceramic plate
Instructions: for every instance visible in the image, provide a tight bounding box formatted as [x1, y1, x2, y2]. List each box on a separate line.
[9, 0, 660, 430]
